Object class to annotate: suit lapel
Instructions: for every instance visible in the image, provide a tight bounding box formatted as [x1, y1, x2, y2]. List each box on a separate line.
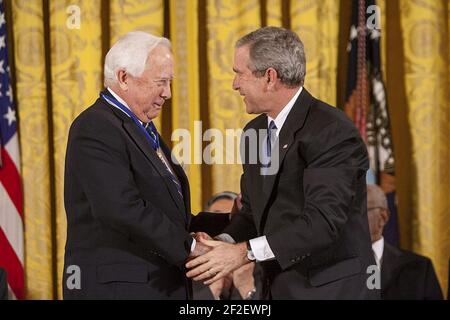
[160, 139, 191, 223]
[254, 88, 315, 221]
[101, 98, 187, 217]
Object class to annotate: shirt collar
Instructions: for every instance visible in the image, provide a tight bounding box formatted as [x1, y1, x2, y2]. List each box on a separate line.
[267, 86, 303, 136]
[107, 87, 144, 126]
[372, 236, 384, 268]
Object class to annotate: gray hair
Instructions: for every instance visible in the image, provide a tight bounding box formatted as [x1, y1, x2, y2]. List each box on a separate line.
[236, 26, 306, 87]
[104, 31, 171, 87]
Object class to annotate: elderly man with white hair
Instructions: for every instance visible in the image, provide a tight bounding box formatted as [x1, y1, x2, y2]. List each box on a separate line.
[63, 31, 220, 299]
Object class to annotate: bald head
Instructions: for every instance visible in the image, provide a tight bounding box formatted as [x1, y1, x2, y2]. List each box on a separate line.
[367, 184, 388, 210]
[367, 184, 389, 243]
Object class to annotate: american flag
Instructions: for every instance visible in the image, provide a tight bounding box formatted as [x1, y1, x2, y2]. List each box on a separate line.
[344, 0, 395, 180]
[0, 0, 25, 300]
[344, 0, 399, 246]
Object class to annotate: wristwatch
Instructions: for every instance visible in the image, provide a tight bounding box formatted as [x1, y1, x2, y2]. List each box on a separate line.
[246, 241, 256, 261]
[244, 288, 257, 300]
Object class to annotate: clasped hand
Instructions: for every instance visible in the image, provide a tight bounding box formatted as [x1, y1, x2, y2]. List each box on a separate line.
[186, 232, 248, 285]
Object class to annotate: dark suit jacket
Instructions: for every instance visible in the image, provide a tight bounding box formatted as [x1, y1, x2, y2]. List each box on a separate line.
[64, 92, 198, 299]
[223, 88, 378, 299]
[0, 268, 7, 300]
[381, 242, 443, 300]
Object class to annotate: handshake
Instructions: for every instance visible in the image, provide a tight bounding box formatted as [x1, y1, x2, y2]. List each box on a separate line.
[187, 232, 255, 299]
[185, 195, 256, 299]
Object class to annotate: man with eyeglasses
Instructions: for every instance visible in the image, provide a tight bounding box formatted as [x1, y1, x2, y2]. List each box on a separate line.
[367, 184, 443, 300]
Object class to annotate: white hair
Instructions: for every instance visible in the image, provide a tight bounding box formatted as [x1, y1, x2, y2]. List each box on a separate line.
[104, 31, 171, 87]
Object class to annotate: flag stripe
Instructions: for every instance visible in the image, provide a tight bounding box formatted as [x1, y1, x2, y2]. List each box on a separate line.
[0, 228, 24, 300]
[0, 0, 25, 300]
[7, 284, 17, 300]
[5, 134, 21, 171]
[0, 184, 24, 264]
[0, 147, 23, 217]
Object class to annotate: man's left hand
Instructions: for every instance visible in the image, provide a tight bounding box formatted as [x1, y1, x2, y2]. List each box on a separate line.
[185, 239, 248, 285]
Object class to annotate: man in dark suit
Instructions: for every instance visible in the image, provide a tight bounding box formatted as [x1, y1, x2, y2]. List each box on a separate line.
[63, 31, 226, 299]
[186, 27, 378, 299]
[367, 184, 443, 300]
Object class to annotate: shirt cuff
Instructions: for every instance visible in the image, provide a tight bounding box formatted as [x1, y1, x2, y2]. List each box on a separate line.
[214, 233, 236, 244]
[190, 238, 196, 253]
[249, 236, 275, 261]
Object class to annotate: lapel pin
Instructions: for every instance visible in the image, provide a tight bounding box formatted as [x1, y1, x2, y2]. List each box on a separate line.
[283, 144, 288, 149]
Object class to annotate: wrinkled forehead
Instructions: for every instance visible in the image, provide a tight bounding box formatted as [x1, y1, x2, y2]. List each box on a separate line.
[233, 46, 251, 70]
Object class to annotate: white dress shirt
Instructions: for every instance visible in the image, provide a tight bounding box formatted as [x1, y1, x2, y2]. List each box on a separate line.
[267, 86, 303, 138]
[372, 237, 384, 270]
[107, 87, 144, 125]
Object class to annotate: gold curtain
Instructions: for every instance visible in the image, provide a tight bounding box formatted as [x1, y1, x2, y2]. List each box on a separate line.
[266, 0, 282, 27]
[11, 0, 53, 300]
[169, 0, 204, 213]
[5, 0, 449, 299]
[48, 0, 103, 299]
[206, 0, 260, 196]
[290, 0, 339, 106]
[398, 0, 450, 295]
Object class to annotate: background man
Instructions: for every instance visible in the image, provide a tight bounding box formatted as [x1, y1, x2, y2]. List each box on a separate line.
[367, 184, 443, 300]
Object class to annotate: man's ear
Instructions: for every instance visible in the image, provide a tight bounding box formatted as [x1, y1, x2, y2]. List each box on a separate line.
[117, 69, 128, 90]
[265, 68, 278, 90]
[380, 208, 389, 226]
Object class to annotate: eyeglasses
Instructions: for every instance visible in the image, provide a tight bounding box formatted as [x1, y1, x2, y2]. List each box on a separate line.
[367, 207, 386, 211]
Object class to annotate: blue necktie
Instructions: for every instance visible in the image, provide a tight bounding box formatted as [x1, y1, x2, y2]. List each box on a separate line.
[144, 121, 160, 150]
[145, 123, 184, 200]
[266, 120, 277, 158]
[261, 120, 277, 175]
